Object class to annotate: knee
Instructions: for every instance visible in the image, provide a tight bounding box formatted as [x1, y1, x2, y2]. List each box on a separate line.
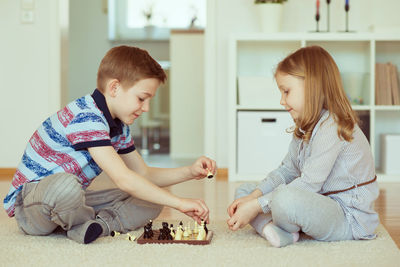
[270, 186, 303, 214]
[234, 183, 258, 199]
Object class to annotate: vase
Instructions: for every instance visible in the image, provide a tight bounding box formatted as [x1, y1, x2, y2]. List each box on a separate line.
[257, 3, 284, 33]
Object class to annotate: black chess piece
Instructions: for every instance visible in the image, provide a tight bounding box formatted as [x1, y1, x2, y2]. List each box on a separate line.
[160, 222, 173, 240]
[143, 221, 154, 239]
[204, 221, 209, 235]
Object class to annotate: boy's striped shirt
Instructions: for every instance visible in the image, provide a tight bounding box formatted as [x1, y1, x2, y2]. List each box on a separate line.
[4, 89, 135, 217]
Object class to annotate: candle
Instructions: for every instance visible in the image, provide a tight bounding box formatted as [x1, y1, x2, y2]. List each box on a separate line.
[345, 0, 349, 5]
[316, 0, 320, 14]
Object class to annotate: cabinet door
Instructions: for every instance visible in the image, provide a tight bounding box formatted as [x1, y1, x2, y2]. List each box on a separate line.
[237, 111, 293, 176]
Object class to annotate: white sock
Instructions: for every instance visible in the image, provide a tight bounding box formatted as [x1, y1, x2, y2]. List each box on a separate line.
[262, 222, 299, 248]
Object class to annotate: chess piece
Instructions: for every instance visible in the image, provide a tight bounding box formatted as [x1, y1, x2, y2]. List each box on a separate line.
[196, 228, 205, 240]
[187, 222, 192, 236]
[110, 231, 120, 237]
[204, 221, 208, 235]
[175, 225, 183, 240]
[207, 169, 213, 179]
[183, 226, 190, 240]
[158, 222, 172, 240]
[126, 233, 137, 241]
[197, 221, 206, 240]
[170, 224, 175, 239]
[193, 221, 199, 236]
[143, 221, 154, 239]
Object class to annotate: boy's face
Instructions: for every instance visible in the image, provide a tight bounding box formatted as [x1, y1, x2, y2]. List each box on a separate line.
[108, 78, 160, 125]
[276, 72, 305, 121]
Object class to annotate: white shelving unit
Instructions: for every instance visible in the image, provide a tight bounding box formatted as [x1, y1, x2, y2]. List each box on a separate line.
[228, 33, 400, 182]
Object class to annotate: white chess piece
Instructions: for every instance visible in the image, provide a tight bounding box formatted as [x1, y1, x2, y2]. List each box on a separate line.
[183, 226, 190, 240]
[175, 225, 183, 240]
[197, 224, 206, 241]
[193, 221, 199, 235]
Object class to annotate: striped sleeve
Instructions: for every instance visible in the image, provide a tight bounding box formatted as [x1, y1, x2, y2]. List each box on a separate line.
[112, 124, 135, 154]
[62, 107, 111, 150]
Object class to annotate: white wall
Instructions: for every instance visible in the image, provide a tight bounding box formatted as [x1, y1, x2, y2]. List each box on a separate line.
[68, 0, 110, 101]
[207, 0, 400, 167]
[0, 0, 60, 167]
[170, 32, 204, 158]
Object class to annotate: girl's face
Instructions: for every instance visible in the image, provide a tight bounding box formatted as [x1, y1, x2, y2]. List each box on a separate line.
[275, 72, 305, 121]
[109, 78, 160, 125]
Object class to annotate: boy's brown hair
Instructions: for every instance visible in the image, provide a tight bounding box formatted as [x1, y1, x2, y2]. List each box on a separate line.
[97, 46, 167, 92]
[275, 45, 359, 142]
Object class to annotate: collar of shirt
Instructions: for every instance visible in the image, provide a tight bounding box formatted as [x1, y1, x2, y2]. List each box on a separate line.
[91, 89, 123, 138]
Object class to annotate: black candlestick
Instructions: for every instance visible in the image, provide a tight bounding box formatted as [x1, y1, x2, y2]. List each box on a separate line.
[315, 13, 320, 32]
[326, 0, 331, 32]
[345, 3, 349, 32]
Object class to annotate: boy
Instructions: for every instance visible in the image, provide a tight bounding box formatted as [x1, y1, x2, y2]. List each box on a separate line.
[4, 46, 216, 244]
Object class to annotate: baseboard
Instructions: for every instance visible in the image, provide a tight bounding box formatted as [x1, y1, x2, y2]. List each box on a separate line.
[216, 168, 228, 181]
[0, 168, 16, 180]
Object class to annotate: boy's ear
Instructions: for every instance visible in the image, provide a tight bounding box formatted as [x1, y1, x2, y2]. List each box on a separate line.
[106, 79, 120, 97]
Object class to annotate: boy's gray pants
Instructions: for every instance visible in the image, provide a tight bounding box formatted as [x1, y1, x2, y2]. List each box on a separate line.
[235, 183, 353, 242]
[14, 173, 162, 242]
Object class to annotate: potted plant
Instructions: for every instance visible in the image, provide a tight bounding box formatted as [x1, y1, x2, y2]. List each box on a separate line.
[142, 5, 155, 38]
[254, 0, 288, 32]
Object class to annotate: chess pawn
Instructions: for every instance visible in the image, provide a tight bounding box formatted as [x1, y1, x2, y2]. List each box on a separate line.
[126, 233, 137, 241]
[193, 221, 199, 236]
[169, 225, 175, 239]
[110, 231, 121, 237]
[183, 226, 190, 240]
[187, 222, 192, 236]
[196, 228, 205, 240]
[175, 225, 183, 240]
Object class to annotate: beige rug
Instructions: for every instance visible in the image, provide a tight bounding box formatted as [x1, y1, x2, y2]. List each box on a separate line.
[0, 215, 399, 267]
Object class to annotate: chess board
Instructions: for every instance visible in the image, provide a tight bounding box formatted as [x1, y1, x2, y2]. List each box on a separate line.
[136, 230, 214, 245]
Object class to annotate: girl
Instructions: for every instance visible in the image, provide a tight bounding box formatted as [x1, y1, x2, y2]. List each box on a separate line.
[227, 46, 379, 247]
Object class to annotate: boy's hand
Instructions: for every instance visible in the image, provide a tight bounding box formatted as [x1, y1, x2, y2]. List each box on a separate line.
[190, 156, 217, 180]
[227, 195, 256, 217]
[226, 198, 262, 231]
[177, 198, 210, 224]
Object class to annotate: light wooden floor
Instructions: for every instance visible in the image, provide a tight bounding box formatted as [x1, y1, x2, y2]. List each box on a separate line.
[1, 173, 399, 248]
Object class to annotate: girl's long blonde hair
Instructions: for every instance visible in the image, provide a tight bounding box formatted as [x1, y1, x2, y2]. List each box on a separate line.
[275, 46, 358, 142]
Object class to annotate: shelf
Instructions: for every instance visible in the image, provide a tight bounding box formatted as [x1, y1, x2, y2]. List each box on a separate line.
[374, 106, 400, 111]
[352, 105, 371, 110]
[236, 105, 284, 111]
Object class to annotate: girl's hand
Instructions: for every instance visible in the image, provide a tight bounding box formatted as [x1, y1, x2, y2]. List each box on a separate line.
[227, 199, 262, 231]
[227, 195, 256, 217]
[177, 198, 209, 224]
[190, 156, 217, 180]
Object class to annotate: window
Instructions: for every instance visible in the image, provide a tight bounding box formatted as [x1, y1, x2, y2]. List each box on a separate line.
[108, 0, 206, 41]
